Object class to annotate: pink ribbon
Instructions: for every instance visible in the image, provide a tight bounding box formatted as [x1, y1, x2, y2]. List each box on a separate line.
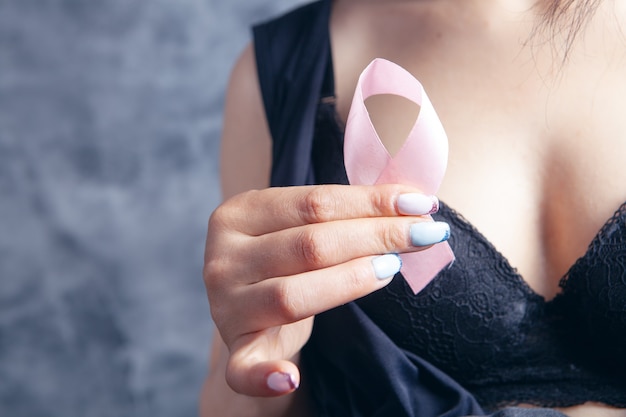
[344, 58, 454, 294]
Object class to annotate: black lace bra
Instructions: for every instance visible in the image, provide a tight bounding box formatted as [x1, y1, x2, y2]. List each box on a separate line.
[313, 96, 626, 410]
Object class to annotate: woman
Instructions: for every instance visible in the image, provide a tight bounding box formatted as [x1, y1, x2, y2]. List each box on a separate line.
[202, 0, 626, 415]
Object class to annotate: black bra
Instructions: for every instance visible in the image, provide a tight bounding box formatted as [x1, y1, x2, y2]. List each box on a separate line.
[312, 91, 626, 409]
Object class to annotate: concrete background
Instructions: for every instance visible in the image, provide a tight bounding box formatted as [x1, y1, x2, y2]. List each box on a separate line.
[0, 0, 305, 416]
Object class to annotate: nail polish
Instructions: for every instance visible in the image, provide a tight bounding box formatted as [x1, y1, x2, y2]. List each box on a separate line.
[372, 253, 402, 280]
[397, 193, 439, 215]
[410, 222, 450, 246]
[267, 372, 298, 392]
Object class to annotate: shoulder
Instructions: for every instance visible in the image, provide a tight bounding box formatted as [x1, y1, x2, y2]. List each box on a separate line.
[225, 44, 258, 111]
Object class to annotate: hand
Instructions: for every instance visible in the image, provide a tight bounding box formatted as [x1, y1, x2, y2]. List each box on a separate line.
[203, 184, 447, 397]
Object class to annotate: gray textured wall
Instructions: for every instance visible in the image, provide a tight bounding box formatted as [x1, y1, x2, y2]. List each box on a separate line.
[0, 1, 305, 416]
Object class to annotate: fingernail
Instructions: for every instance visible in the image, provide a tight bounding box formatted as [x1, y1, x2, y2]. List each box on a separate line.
[372, 253, 402, 280]
[267, 371, 298, 392]
[410, 222, 450, 246]
[397, 193, 439, 215]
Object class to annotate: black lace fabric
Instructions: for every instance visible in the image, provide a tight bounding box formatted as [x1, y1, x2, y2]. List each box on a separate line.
[312, 100, 626, 411]
[358, 202, 626, 410]
[555, 202, 626, 377]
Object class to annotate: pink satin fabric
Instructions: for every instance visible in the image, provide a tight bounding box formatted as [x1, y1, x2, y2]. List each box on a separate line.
[344, 58, 455, 294]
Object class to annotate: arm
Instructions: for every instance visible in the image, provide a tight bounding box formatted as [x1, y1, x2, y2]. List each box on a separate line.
[200, 43, 312, 417]
[219, 43, 272, 201]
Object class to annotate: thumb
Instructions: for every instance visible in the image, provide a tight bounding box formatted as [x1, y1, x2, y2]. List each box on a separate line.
[226, 350, 301, 397]
[225, 328, 305, 397]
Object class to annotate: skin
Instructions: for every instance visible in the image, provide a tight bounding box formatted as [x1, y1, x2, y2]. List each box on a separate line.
[202, 0, 626, 415]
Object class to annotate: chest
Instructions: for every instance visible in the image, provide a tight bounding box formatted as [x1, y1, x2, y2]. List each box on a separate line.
[439, 89, 626, 297]
[331, 8, 626, 297]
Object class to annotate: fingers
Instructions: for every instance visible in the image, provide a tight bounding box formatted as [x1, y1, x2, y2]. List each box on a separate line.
[223, 255, 402, 396]
[206, 185, 443, 286]
[212, 184, 435, 237]
[235, 216, 448, 280]
[203, 184, 446, 399]
[218, 254, 401, 336]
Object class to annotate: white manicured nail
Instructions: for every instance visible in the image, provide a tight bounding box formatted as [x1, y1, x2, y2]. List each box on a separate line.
[397, 193, 439, 215]
[372, 253, 402, 280]
[267, 372, 298, 392]
[410, 222, 450, 246]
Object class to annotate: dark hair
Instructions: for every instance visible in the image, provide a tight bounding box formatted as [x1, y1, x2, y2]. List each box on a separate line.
[536, 0, 603, 62]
